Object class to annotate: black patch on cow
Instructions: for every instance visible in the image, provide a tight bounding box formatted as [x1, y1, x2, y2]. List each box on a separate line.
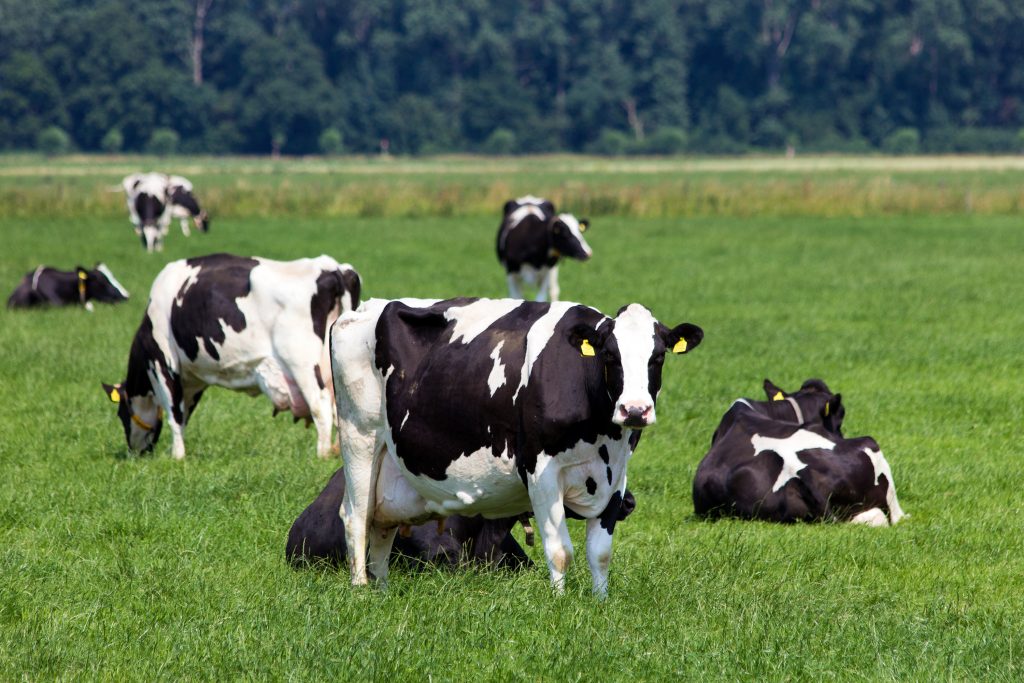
[599, 445, 609, 464]
[134, 192, 166, 226]
[606, 466, 613, 485]
[170, 254, 257, 362]
[169, 186, 201, 216]
[586, 477, 597, 495]
[310, 268, 348, 340]
[314, 365, 325, 390]
[598, 490, 623, 533]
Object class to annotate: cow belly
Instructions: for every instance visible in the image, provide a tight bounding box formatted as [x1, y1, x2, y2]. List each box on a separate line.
[255, 357, 310, 417]
[384, 439, 530, 518]
[558, 437, 631, 517]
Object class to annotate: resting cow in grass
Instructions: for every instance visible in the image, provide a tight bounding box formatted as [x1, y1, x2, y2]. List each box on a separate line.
[7, 263, 129, 311]
[122, 173, 209, 252]
[286, 467, 637, 571]
[331, 297, 702, 597]
[496, 196, 592, 301]
[693, 380, 905, 525]
[103, 253, 361, 459]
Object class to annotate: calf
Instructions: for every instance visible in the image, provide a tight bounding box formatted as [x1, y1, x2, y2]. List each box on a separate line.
[286, 467, 638, 571]
[7, 263, 129, 311]
[103, 253, 361, 459]
[122, 173, 208, 251]
[693, 384, 905, 525]
[331, 297, 702, 596]
[496, 196, 592, 301]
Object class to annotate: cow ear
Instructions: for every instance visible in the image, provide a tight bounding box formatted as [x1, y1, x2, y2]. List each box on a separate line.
[540, 200, 555, 215]
[822, 394, 844, 432]
[503, 200, 518, 215]
[102, 382, 121, 403]
[665, 323, 703, 354]
[764, 379, 786, 401]
[567, 323, 601, 357]
[578, 219, 590, 233]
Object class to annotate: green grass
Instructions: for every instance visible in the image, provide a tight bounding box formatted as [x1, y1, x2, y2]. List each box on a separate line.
[2, 157, 1023, 680]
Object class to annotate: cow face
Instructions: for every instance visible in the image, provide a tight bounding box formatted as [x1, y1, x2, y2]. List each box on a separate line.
[763, 378, 845, 437]
[570, 304, 703, 429]
[102, 383, 163, 453]
[549, 214, 592, 261]
[89, 264, 130, 303]
[194, 210, 210, 233]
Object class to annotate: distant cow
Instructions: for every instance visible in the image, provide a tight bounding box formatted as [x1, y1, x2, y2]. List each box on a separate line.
[7, 263, 129, 311]
[286, 467, 638, 571]
[496, 196, 592, 301]
[331, 297, 702, 596]
[103, 253, 361, 459]
[693, 382, 905, 525]
[122, 173, 208, 252]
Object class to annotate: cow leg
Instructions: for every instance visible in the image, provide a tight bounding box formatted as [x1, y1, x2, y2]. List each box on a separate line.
[367, 524, 398, 588]
[546, 265, 560, 302]
[151, 370, 187, 459]
[534, 267, 551, 302]
[528, 463, 574, 592]
[850, 508, 888, 526]
[585, 490, 624, 599]
[506, 273, 524, 299]
[340, 434, 384, 586]
[179, 217, 191, 236]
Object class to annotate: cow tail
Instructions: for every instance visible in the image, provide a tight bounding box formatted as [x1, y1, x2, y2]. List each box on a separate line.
[336, 264, 362, 313]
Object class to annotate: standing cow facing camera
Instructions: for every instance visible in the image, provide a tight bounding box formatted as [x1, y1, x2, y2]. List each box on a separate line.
[693, 380, 905, 525]
[496, 196, 592, 301]
[331, 297, 703, 597]
[103, 253, 361, 459]
[7, 263, 129, 311]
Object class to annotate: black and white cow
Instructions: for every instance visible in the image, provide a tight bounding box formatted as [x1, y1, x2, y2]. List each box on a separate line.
[102, 253, 361, 459]
[710, 378, 845, 445]
[331, 297, 702, 596]
[286, 466, 637, 571]
[693, 382, 905, 525]
[122, 173, 208, 252]
[7, 263, 129, 311]
[496, 196, 592, 301]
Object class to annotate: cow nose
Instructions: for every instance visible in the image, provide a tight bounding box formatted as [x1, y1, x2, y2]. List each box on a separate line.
[616, 403, 654, 428]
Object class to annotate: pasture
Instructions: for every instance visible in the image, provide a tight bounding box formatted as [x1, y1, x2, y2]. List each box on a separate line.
[1, 155, 1022, 680]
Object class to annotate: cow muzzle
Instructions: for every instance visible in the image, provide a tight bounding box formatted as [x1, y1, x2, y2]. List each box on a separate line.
[614, 402, 655, 428]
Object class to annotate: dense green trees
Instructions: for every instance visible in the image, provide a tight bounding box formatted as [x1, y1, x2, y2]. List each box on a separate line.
[3, 0, 1024, 155]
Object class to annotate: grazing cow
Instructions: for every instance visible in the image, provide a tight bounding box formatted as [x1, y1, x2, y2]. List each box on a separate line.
[102, 253, 361, 459]
[496, 196, 592, 302]
[693, 383, 905, 525]
[710, 378, 845, 444]
[331, 297, 702, 596]
[122, 173, 208, 252]
[7, 263, 129, 311]
[286, 467, 637, 571]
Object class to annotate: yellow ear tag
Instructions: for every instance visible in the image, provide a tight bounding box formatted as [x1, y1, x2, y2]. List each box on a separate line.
[772, 391, 784, 401]
[109, 389, 120, 403]
[580, 340, 595, 357]
[824, 402, 830, 416]
[672, 339, 687, 354]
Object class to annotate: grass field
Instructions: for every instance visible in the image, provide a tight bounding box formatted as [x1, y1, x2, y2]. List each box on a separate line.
[1, 156, 1023, 680]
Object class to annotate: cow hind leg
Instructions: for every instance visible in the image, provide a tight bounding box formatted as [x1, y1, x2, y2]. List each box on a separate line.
[367, 524, 398, 588]
[507, 272, 524, 299]
[850, 508, 889, 527]
[340, 435, 384, 587]
[528, 463, 574, 592]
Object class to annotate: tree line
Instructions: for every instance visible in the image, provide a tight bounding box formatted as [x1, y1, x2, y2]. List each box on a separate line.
[3, 0, 1024, 156]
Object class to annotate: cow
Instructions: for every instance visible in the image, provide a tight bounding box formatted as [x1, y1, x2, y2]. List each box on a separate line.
[710, 378, 845, 444]
[496, 196, 592, 302]
[102, 253, 361, 460]
[122, 173, 208, 252]
[692, 383, 905, 526]
[286, 466, 637, 571]
[330, 297, 703, 597]
[7, 263, 129, 311]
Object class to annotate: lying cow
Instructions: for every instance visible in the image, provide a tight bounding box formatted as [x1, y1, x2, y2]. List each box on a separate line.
[496, 196, 592, 301]
[710, 378, 845, 444]
[7, 263, 129, 311]
[693, 382, 905, 525]
[103, 253, 361, 459]
[331, 297, 702, 597]
[286, 466, 637, 571]
[122, 173, 209, 252]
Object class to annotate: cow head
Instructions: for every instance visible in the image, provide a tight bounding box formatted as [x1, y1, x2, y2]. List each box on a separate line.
[763, 378, 845, 437]
[570, 304, 703, 429]
[102, 382, 163, 453]
[87, 263, 130, 303]
[549, 213, 592, 261]
[170, 185, 209, 233]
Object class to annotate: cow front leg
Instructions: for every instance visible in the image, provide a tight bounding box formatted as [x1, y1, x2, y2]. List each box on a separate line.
[179, 217, 191, 236]
[534, 267, 551, 302]
[546, 265, 560, 302]
[367, 524, 398, 588]
[507, 272, 524, 299]
[528, 464, 574, 592]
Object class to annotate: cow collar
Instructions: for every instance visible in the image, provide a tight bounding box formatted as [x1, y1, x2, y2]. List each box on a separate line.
[30, 265, 44, 291]
[131, 407, 163, 432]
[785, 396, 805, 425]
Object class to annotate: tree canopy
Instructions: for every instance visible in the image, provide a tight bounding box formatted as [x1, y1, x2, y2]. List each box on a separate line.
[3, 0, 1024, 155]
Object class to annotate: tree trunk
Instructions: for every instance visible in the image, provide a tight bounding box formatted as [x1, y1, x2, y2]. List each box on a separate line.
[192, 0, 214, 86]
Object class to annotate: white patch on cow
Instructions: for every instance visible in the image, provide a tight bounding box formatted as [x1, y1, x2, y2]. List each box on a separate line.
[512, 301, 579, 402]
[611, 304, 658, 423]
[95, 263, 130, 299]
[487, 341, 506, 396]
[750, 430, 836, 493]
[863, 447, 906, 524]
[515, 194, 547, 206]
[556, 213, 593, 258]
[507, 204, 547, 228]
[400, 410, 410, 431]
[850, 508, 889, 526]
[446, 299, 523, 344]
[732, 398, 753, 409]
